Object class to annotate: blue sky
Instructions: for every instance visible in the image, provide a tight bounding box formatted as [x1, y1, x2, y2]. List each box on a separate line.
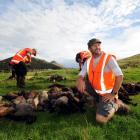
[0, 0, 140, 67]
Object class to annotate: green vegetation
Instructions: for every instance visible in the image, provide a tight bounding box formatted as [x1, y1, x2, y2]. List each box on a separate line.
[118, 54, 140, 69]
[118, 54, 140, 82]
[0, 67, 140, 140]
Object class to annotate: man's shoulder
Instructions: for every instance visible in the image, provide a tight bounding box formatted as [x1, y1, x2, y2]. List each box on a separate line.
[107, 55, 121, 70]
[103, 52, 116, 59]
[109, 55, 117, 62]
[104, 52, 117, 64]
[24, 48, 32, 53]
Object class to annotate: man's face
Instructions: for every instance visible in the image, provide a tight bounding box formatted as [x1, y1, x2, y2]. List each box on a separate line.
[89, 43, 101, 55]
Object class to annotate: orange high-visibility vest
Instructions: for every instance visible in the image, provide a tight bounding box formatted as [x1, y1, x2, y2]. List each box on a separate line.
[80, 51, 91, 62]
[11, 48, 33, 64]
[87, 52, 116, 95]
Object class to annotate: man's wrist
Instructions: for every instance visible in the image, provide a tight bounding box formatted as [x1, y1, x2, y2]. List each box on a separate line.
[111, 91, 117, 96]
[78, 76, 84, 80]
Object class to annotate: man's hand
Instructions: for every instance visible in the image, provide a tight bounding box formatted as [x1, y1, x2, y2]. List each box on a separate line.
[76, 76, 86, 93]
[101, 93, 115, 103]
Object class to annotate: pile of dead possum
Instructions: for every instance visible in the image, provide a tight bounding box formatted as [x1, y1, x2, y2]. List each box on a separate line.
[0, 82, 139, 124]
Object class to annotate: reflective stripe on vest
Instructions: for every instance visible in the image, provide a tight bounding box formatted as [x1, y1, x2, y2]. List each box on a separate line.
[100, 53, 108, 92]
[11, 48, 32, 64]
[11, 59, 20, 64]
[87, 52, 115, 95]
[95, 89, 113, 94]
[17, 51, 24, 59]
[87, 57, 92, 75]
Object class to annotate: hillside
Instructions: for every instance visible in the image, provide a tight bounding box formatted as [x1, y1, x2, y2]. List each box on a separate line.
[0, 57, 65, 71]
[118, 54, 140, 69]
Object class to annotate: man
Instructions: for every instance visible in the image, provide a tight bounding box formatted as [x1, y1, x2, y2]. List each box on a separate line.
[9, 48, 37, 88]
[75, 51, 91, 71]
[76, 38, 129, 124]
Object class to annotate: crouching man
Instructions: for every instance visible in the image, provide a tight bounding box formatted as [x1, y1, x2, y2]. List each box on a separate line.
[76, 38, 129, 124]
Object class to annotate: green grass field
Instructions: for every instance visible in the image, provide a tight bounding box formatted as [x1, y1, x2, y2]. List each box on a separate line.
[0, 68, 140, 140]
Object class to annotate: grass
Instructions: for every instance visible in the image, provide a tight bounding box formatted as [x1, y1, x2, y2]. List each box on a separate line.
[122, 67, 140, 82]
[0, 68, 140, 140]
[118, 54, 140, 69]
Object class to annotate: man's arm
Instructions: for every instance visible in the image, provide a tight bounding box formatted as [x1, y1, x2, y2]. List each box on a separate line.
[76, 61, 87, 93]
[112, 75, 123, 95]
[76, 76, 86, 93]
[108, 56, 123, 94]
[26, 51, 32, 63]
[102, 56, 123, 102]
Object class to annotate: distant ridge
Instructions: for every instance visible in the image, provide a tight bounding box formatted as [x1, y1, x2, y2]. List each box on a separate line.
[50, 61, 64, 68]
[0, 57, 65, 71]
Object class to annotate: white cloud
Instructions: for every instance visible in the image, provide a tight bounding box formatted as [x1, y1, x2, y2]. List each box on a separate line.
[0, 0, 140, 67]
[102, 26, 140, 59]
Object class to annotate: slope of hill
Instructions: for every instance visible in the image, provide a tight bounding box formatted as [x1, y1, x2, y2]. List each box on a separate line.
[0, 57, 65, 71]
[118, 54, 140, 69]
[50, 61, 64, 68]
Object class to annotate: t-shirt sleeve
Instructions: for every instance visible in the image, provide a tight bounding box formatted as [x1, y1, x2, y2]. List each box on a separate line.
[107, 56, 123, 76]
[78, 61, 87, 77]
[26, 49, 32, 62]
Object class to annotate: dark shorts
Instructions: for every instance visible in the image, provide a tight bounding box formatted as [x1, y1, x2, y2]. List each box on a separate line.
[96, 98, 118, 117]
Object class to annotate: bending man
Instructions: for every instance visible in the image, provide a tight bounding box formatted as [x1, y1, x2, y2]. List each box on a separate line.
[9, 48, 37, 88]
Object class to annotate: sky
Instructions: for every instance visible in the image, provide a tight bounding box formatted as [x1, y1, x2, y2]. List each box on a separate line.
[0, 0, 140, 67]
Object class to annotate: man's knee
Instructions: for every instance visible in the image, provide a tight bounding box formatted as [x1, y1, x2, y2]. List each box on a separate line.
[96, 114, 108, 124]
[96, 109, 115, 124]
